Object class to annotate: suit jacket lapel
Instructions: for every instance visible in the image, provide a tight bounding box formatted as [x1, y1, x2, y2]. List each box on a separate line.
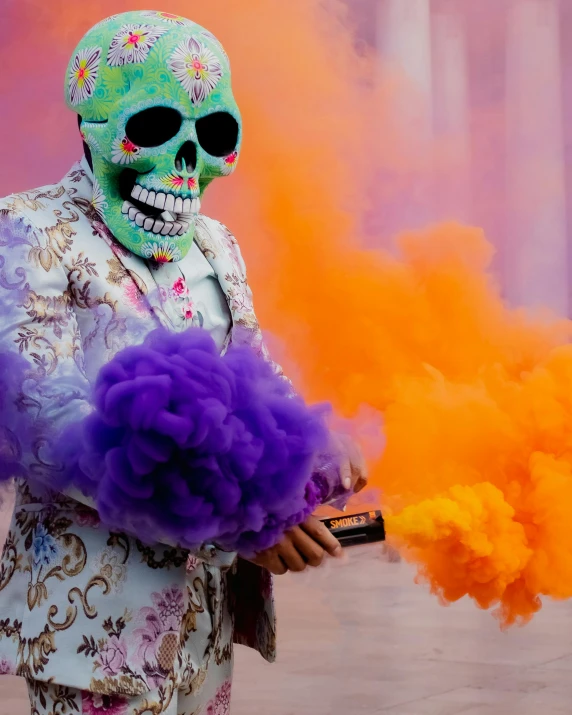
[194, 216, 260, 350]
[63, 161, 176, 332]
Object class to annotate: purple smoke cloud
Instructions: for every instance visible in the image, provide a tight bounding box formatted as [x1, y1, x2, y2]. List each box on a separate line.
[0, 327, 344, 555]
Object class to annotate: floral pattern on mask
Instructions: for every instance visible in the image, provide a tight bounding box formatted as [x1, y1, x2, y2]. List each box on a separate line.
[168, 37, 223, 105]
[69, 47, 102, 105]
[93, 15, 119, 27]
[82, 131, 103, 154]
[111, 137, 140, 165]
[142, 240, 182, 263]
[200, 30, 230, 66]
[222, 152, 239, 175]
[107, 24, 168, 67]
[160, 173, 199, 193]
[65, 11, 241, 262]
[92, 179, 108, 217]
[142, 11, 195, 26]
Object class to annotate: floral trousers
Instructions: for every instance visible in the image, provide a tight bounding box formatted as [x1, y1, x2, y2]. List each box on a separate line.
[23, 551, 235, 714]
[23, 553, 234, 715]
[26, 655, 233, 715]
[2, 483, 239, 714]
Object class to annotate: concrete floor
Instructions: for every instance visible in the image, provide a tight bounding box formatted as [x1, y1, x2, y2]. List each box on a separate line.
[230, 546, 572, 714]
[2, 504, 572, 714]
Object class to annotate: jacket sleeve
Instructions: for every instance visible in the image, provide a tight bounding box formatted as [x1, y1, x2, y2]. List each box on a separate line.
[0, 211, 94, 487]
[0, 211, 190, 547]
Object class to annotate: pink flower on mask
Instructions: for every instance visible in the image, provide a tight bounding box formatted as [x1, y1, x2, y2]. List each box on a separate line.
[172, 277, 189, 297]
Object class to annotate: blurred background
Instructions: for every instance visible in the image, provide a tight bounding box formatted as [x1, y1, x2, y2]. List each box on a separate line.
[351, 0, 572, 320]
[2, 0, 572, 314]
[363, 0, 572, 317]
[2, 0, 572, 713]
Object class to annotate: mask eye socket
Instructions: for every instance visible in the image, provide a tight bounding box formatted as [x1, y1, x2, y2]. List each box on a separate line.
[125, 107, 183, 148]
[196, 112, 239, 157]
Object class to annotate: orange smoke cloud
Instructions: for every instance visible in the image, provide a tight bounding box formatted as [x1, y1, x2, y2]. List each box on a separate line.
[263, 211, 572, 626]
[5, 0, 572, 625]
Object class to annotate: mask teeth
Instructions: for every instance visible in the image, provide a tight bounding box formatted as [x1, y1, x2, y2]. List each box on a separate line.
[122, 201, 193, 236]
[131, 185, 201, 215]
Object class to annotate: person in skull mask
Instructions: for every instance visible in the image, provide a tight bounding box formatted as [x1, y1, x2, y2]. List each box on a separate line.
[0, 11, 366, 715]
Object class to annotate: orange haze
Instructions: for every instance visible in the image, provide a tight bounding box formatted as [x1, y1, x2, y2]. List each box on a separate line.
[4, 0, 572, 625]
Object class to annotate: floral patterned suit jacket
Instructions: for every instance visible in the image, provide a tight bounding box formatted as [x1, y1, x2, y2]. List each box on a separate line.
[0, 161, 278, 695]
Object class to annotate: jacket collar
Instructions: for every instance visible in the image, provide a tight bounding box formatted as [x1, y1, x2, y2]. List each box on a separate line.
[62, 161, 246, 342]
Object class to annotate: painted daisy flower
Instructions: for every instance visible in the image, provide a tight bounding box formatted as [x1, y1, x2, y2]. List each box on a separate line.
[168, 37, 223, 106]
[107, 24, 168, 67]
[142, 11, 194, 26]
[68, 47, 101, 106]
[161, 173, 185, 190]
[222, 151, 239, 175]
[161, 174, 199, 192]
[142, 240, 182, 263]
[91, 179, 108, 217]
[81, 131, 102, 154]
[111, 137, 140, 165]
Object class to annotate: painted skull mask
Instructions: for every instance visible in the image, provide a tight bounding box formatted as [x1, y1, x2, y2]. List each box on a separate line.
[65, 10, 241, 263]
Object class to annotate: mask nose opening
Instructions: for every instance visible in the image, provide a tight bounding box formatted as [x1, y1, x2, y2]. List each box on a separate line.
[175, 141, 197, 173]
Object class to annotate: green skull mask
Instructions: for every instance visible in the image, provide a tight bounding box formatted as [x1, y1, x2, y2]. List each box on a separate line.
[65, 10, 241, 263]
